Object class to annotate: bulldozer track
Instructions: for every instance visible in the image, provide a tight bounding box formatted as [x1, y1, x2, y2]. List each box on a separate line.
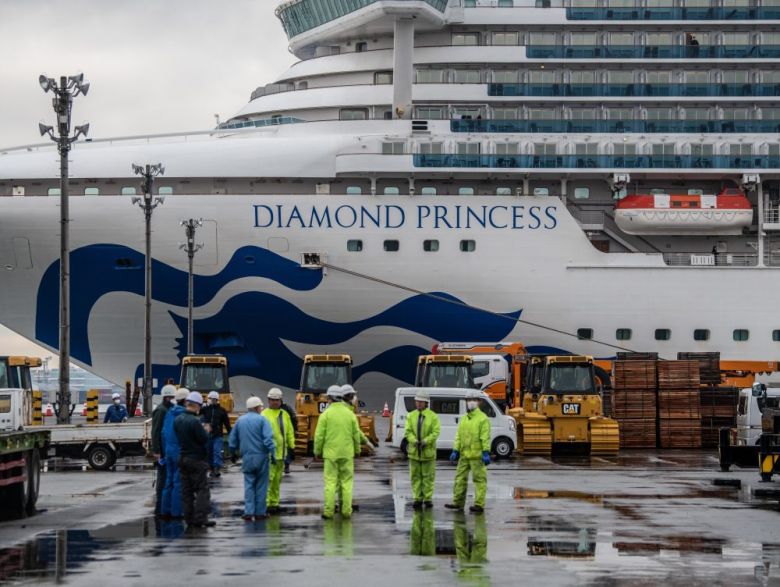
[589, 418, 620, 456]
[518, 419, 553, 456]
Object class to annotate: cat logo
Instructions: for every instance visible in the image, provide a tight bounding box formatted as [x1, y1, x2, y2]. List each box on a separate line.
[562, 403, 581, 415]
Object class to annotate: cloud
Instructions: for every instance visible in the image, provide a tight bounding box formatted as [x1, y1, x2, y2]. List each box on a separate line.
[0, 0, 296, 148]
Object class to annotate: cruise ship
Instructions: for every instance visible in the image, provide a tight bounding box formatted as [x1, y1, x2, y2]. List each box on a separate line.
[1, 0, 779, 405]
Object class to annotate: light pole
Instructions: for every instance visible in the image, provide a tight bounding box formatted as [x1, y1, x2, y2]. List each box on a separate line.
[131, 164, 165, 416]
[179, 219, 203, 355]
[39, 73, 90, 425]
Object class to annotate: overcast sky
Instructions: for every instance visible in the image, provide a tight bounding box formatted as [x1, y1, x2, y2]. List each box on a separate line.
[0, 0, 296, 363]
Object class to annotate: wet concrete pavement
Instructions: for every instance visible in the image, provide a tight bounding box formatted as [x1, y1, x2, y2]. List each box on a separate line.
[2, 421, 780, 586]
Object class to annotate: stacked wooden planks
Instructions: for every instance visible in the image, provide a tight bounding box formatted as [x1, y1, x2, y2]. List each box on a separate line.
[613, 360, 657, 448]
[677, 352, 721, 386]
[657, 361, 701, 448]
[700, 387, 738, 447]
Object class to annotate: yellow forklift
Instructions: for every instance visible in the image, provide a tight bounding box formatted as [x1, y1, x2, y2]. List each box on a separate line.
[294, 354, 378, 456]
[512, 355, 619, 456]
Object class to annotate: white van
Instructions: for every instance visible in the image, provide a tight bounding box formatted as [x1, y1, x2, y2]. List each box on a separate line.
[391, 387, 516, 458]
[737, 385, 780, 445]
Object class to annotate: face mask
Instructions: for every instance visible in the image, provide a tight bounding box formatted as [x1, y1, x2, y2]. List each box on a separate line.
[113, 399, 121, 405]
[210, 399, 218, 405]
[466, 401, 478, 411]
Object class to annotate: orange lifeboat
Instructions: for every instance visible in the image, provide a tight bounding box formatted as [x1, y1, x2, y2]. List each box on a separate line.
[614, 188, 753, 235]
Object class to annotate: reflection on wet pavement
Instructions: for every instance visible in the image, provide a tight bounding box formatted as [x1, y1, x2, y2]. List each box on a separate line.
[0, 448, 780, 585]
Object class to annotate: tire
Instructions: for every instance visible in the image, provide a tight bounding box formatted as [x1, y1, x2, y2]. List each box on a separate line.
[761, 472, 773, 482]
[2, 452, 29, 519]
[492, 436, 514, 459]
[25, 449, 40, 514]
[720, 464, 731, 473]
[87, 445, 116, 471]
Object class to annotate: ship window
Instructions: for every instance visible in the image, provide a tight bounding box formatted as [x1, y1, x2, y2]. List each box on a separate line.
[453, 69, 481, 84]
[459, 187, 475, 195]
[296, 81, 308, 90]
[416, 69, 444, 84]
[528, 32, 557, 45]
[382, 142, 405, 155]
[460, 239, 476, 252]
[493, 32, 519, 46]
[47, 188, 61, 196]
[374, 71, 393, 85]
[722, 32, 750, 46]
[493, 107, 518, 119]
[458, 142, 480, 155]
[340, 108, 368, 121]
[645, 32, 674, 46]
[574, 187, 590, 199]
[453, 33, 480, 46]
[687, 189, 703, 195]
[415, 105, 445, 119]
[655, 329, 671, 341]
[383, 240, 399, 252]
[493, 70, 519, 84]
[423, 239, 439, 252]
[355, 42, 367, 52]
[347, 240, 363, 252]
[608, 71, 634, 84]
[533, 187, 549, 196]
[12, 186, 25, 196]
[577, 328, 593, 340]
[498, 0, 513, 6]
[496, 187, 512, 195]
[733, 329, 749, 342]
[346, 186, 362, 195]
[496, 143, 519, 155]
[419, 142, 443, 155]
[694, 329, 710, 341]
[158, 186, 174, 195]
[121, 187, 137, 195]
[453, 107, 483, 120]
[420, 187, 437, 195]
[383, 187, 400, 195]
[616, 328, 632, 341]
[84, 187, 99, 195]
[672, 201, 682, 208]
[773, 330, 780, 342]
[464, 0, 476, 6]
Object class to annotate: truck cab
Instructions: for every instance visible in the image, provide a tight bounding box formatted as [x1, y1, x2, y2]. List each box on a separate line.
[737, 385, 780, 446]
[0, 357, 40, 430]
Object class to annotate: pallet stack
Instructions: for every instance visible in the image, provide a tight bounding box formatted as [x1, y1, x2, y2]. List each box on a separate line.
[613, 359, 657, 448]
[657, 361, 701, 448]
[700, 387, 738, 447]
[677, 352, 721, 386]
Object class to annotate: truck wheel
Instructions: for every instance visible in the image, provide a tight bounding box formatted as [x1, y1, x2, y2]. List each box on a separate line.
[25, 449, 40, 514]
[2, 452, 29, 519]
[87, 445, 116, 471]
[492, 436, 514, 459]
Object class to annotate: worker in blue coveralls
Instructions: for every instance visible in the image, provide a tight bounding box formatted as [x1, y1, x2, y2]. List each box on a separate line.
[104, 392, 129, 423]
[160, 388, 189, 519]
[228, 396, 276, 521]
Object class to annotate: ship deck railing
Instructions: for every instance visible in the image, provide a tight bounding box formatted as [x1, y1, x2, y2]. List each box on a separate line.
[451, 119, 780, 134]
[527, 44, 780, 59]
[488, 83, 780, 98]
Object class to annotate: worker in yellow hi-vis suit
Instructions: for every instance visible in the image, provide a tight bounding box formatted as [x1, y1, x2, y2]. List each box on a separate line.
[445, 390, 491, 514]
[404, 391, 440, 509]
[314, 385, 361, 519]
[261, 388, 296, 514]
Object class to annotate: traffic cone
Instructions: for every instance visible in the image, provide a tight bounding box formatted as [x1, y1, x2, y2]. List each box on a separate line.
[382, 402, 390, 418]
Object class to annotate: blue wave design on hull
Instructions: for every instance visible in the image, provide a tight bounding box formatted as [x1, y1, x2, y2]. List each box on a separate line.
[37, 244, 522, 390]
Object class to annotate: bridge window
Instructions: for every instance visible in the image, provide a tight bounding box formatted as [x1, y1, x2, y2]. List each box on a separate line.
[694, 329, 710, 341]
[423, 239, 439, 252]
[340, 108, 368, 121]
[773, 330, 780, 342]
[47, 188, 61, 196]
[383, 240, 399, 252]
[460, 239, 476, 252]
[121, 187, 137, 195]
[453, 33, 480, 46]
[347, 240, 363, 252]
[616, 328, 632, 341]
[654, 329, 671, 341]
[577, 328, 593, 340]
[84, 187, 100, 195]
[733, 329, 749, 342]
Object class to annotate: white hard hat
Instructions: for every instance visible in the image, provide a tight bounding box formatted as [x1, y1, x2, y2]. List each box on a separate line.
[267, 388, 283, 400]
[246, 396, 263, 410]
[465, 390, 482, 400]
[111, 393, 121, 400]
[414, 392, 430, 403]
[161, 385, 177, 398]
[186, 391, 203, 405]
[326, 385, 342, 399]
[207, 391, 220, 400]
[175, 388, 190, 401]
[340, 384, 355, 396]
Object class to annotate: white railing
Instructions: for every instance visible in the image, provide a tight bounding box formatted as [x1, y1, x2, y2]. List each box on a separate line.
[663, 252, 758, 266]
[765, 205, 780, 224]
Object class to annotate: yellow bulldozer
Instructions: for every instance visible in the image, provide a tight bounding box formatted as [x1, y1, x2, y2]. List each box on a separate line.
[178, 355, 237, 421]
[294, 354, 378, 456]
[510, 355, 619, 456]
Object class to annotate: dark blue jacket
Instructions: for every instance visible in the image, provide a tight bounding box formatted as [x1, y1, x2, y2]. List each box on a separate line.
[104, 403, 129, 423]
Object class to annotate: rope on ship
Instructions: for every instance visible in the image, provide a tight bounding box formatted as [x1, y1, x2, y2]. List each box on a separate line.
[319, 261, 656, 357]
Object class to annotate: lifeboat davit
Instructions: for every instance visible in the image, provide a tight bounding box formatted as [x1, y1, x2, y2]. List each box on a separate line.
[614, 188, 753, 235]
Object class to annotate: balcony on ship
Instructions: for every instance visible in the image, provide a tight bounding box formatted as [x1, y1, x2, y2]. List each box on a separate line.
[450, 119, 780, 133]
[566, 3, 780, 21]
[413, 154, 779, 169]
[526, 44, 780, 59]
[488, 83, 780, 98]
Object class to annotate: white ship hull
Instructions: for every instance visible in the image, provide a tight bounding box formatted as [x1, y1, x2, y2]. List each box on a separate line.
[0, 194, 776, 406]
